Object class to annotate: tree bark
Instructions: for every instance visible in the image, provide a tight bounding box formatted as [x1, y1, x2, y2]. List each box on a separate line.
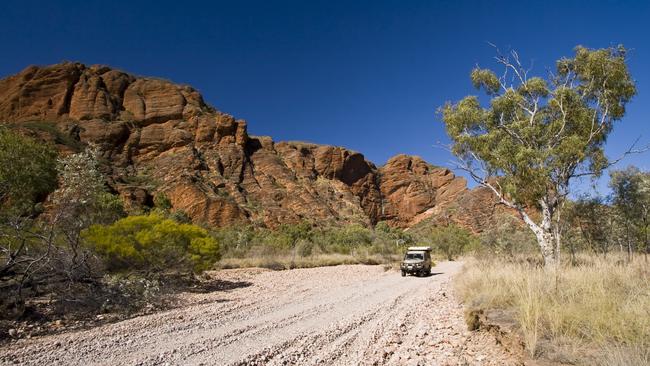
[517, 203, 557, 268]
[479, 181, 560, 268]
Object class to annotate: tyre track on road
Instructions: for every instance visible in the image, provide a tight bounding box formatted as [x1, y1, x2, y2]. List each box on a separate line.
[0, 262, 519, 365]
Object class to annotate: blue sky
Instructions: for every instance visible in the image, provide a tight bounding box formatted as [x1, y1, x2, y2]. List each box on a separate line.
[1, 0, 648, 194]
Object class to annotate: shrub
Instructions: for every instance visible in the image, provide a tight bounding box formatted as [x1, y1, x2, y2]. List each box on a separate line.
[50, 146, 125, 227]
[83, 213, 220, 273]
[431, 224, 477, 260]
[479, 214, 538, 258]
[153, 193, 173, 211]
[1, 144, 123, 315]
[0, 127, 57, 214]
[212, 221, 405, 268]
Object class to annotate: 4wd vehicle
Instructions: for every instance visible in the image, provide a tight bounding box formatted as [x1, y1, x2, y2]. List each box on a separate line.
[400, 247, 432, 277]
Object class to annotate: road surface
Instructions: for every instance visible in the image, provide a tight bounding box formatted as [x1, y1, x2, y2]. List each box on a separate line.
[0, 262, 518, 365]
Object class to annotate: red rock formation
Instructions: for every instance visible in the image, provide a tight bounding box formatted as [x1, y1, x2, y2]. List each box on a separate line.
[378, 155, 468, 227]
[0, 62, 499, 231]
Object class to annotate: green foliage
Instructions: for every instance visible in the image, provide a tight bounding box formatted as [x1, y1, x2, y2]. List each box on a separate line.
[279, 221, 313, 247]
[375, 221, 392, 233]
[83, 213, 220, 273]
[0, 127, 58, 214]
[431, 224, 478, 260]
[213, 221, 409, 266]
[480, 215, 538, 257]
[610, 166, 647, 220]
[20, 121, 84, 151]
[169, 210, 192, 224]
[329, 224, 373, 247]
[1, 143, 125, 314]
[153, 193, 173, 211]
[50, 145, 125, 227]
[609, 166, 650, 256]
[440, 46, 636, 264]
[441, 46, 635, 206]
[567, 195, 613, 255]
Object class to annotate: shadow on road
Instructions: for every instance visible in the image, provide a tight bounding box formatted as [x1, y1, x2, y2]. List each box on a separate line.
[402, 272, 443, 278]
[186, 280, 253, 293]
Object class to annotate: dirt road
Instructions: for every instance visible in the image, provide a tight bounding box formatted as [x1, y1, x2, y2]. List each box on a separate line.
[0, 262, 518, 365]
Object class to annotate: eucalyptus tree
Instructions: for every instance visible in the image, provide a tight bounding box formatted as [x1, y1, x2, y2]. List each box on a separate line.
[610, 166, 650, 260]
[570, 194, 612, 256]
[440, 45, 637, 267]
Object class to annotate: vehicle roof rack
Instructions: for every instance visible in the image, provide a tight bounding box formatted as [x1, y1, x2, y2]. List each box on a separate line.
[407, 246, 431, 251]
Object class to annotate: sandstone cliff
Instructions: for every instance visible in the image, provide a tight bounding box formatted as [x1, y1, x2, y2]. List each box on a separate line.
[0, 62, 499, 230]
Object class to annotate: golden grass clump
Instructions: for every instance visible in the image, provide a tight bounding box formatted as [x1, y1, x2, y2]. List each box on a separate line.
[216, 253, 401, 270]
[455, 254, 650, 365]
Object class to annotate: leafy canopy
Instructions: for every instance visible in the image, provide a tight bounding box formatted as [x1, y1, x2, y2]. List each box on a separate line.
[0, 128, 58, 214]
[441, 46, 636, 205]
[431, 224, 477, 261]
[609, 166, 649, 220]
[50, 145, 124, 228]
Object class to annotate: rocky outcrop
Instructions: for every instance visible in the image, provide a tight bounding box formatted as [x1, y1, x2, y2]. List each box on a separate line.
[0, 62, 500, 231]
[378, 155, 468, 227]
[0, 62, 207, 124]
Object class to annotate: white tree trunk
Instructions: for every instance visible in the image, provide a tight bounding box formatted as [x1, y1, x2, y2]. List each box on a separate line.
[479, 181, 559, 268]
[518, 201, 557, 268]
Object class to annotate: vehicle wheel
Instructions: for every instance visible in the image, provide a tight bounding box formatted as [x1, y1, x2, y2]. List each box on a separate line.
[401, 270, 406, 277]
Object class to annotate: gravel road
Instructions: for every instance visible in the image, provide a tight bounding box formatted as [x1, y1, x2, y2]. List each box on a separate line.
[0, 262, 519, 365]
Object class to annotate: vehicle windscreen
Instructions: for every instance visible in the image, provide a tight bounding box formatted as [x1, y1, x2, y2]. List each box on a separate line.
[404, 253, 424, 260]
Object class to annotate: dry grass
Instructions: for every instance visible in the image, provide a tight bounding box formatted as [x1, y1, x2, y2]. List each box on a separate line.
[455, 254, 650, 365]
[216, 253, 401, 270]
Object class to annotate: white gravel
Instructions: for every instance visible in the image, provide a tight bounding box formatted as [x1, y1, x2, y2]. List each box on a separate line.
[0, 262, 519, 365]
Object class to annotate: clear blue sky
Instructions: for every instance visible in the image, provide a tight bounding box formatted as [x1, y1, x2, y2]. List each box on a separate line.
[1, 0, 648, 194]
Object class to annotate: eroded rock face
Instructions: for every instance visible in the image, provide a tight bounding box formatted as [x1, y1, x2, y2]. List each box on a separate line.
[378, 155, 467, 227]
[0, 63, 82, 122]
[0, 62, 499, 231]
[0, 62, 205, 124]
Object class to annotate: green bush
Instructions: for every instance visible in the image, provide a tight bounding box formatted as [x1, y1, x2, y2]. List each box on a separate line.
[431, 224, 478, 260]
[212, 221, 407, 265]
[153, 193, 173, 211]
[479, 214, 538, 258]
[0, 127, 58, 214]
[83, 213, 220, 272]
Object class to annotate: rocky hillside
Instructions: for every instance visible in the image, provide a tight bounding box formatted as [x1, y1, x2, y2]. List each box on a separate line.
[0, 62, 500, 230]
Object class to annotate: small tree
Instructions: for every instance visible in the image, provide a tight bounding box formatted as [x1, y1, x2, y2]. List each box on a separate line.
[431, 225, 476, 260]
[480, 214, 537, 258]
[0, 128, 57, 215]
[0, 129, 58, 308]
[47, 146, 124, 280]
[440, 45, 637, 267]
[609, 166, 650, 261]
[569, 194, 613, 256]
[278, 221, 313, 266]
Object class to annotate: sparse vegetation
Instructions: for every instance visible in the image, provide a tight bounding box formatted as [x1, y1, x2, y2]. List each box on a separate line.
[212, 221, 410, 269]
[1, 144, 124, 319]
[20, 121, 84, 151]
[429, 224, 478, 260]
[456, 255, 650, 365]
